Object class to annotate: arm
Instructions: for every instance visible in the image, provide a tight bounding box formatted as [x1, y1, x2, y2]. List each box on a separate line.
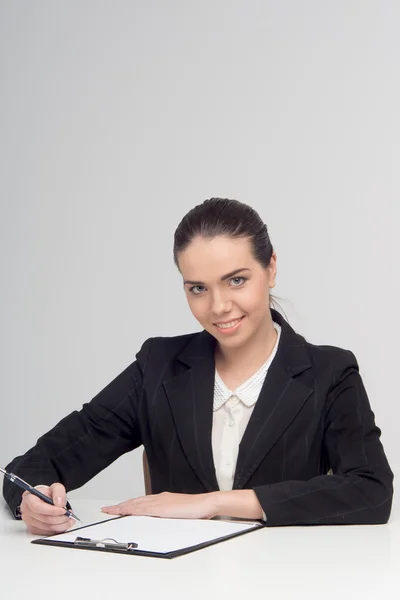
[207, 354, 394, 525]
[3, 338, 153, 518]
[246, 354, 394, 526]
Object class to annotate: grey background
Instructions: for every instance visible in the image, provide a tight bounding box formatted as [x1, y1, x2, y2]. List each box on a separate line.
[0, 1, 398, 507]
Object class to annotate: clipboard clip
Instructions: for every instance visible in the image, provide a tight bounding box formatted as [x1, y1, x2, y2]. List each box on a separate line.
[74, 536, 138, 550]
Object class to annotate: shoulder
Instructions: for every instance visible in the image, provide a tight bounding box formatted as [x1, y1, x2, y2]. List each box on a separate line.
[139, 331, 199, 353]
[304, 338, 358, 369]
[273, 311, 360, 381]
[134, 331, 200, 368]
[300, 335, 360, 391]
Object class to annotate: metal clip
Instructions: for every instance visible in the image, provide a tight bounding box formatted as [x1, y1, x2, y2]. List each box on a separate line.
[74, 536, 138, 550]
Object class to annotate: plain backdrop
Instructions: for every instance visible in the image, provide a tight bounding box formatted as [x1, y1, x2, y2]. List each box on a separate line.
[0, 1, 398, 509]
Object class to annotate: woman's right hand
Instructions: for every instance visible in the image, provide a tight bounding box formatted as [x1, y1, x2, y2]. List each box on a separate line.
[20, 482, 76, 535]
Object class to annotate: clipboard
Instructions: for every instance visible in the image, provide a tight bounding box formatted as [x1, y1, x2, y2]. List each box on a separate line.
[31, 514, 264, 559]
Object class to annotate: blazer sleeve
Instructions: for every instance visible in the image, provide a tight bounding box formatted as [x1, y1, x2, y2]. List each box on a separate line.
[253, 351, 394, 526]
[2, 338, 153, 518]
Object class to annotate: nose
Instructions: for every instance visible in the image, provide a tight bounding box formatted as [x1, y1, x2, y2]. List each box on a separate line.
[210, 290, 233, 317]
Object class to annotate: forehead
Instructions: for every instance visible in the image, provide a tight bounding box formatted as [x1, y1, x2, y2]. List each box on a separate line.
[179, 235, 255, 277]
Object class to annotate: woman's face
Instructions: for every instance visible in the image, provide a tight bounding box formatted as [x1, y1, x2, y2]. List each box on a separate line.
[178, 235, 277, 348]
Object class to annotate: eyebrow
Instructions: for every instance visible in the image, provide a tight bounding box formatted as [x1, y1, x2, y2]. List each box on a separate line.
[183, 268, 251, 286]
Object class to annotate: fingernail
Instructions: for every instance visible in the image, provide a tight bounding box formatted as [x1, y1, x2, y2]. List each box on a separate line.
[57, 497, 63, 506]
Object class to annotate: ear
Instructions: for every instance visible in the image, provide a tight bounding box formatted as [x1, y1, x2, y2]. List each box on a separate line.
[268, 252, 277, 289]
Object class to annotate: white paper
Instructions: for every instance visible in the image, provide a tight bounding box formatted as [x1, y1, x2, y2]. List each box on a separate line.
[40, 515, 261, 554]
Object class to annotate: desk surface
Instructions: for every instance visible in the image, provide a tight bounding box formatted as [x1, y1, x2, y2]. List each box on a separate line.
[1, 498, 399, 600]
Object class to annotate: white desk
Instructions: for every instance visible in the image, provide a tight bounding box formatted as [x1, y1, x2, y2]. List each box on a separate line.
[1, 498, 399, 600]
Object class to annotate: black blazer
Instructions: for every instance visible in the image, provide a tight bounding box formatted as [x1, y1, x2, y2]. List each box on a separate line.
[3, 309, 394, 526]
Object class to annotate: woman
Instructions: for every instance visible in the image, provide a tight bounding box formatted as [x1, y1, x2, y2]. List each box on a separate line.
[3, 198, 394, 535]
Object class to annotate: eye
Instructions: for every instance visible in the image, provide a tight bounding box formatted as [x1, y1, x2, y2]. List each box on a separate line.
[231, 276, 247, 287]
[189, 285, 206, 295]
[188, 277, 247, 295]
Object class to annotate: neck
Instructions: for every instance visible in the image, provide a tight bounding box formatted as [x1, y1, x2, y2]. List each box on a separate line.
[215, 313, 277, 370]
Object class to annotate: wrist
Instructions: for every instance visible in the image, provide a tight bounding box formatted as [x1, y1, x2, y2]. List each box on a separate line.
[210, 490, 264, 519]
[213, 490, 237, 517]
[207, 491, 222, 518]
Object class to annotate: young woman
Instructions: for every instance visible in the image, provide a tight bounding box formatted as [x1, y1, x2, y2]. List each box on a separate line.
[3, 198, 394, 535]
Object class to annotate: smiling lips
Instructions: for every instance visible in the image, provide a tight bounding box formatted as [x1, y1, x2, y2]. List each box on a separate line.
[214, 316, 245, 332]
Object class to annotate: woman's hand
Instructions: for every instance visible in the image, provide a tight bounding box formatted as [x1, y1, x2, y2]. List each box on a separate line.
[20, 483, 76, 535]
[101, 491, 219, 520]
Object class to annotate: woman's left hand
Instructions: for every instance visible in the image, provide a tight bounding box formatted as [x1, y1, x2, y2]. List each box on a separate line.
[101, 492, 219, 520]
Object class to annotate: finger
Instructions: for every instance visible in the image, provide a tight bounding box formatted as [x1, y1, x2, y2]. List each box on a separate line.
[120, 503, 159, 516]
[101, 503, 126, 510]
[23, 511, 73, 526]
[28, 514, 75, 531]
[101, 506, 122, 514]
[101, 503, 137, 514]
[23, 494, 67, 517]
[26, 514, 75, 534]
[102, 495, 149, 510]
[104, 500, 158, 517]
[103, 506, 136, 516]
[100, 493, 165, 516]
[22, 485, 68, 516]
[101, 500, 141, 513]
[49, 482, 67, 508]
[26, 520, 76, 536]
[118, 506, 141, 515]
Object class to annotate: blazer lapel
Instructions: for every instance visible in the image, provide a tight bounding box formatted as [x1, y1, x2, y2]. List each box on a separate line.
[163, 329, 219, 492]
[233, 311, 313, 489]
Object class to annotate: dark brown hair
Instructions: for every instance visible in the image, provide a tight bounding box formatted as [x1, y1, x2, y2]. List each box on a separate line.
[173, 197, 282, 311]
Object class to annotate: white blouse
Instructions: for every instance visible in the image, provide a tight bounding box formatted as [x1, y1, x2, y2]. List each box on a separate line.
[211, 321, 282, 520]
